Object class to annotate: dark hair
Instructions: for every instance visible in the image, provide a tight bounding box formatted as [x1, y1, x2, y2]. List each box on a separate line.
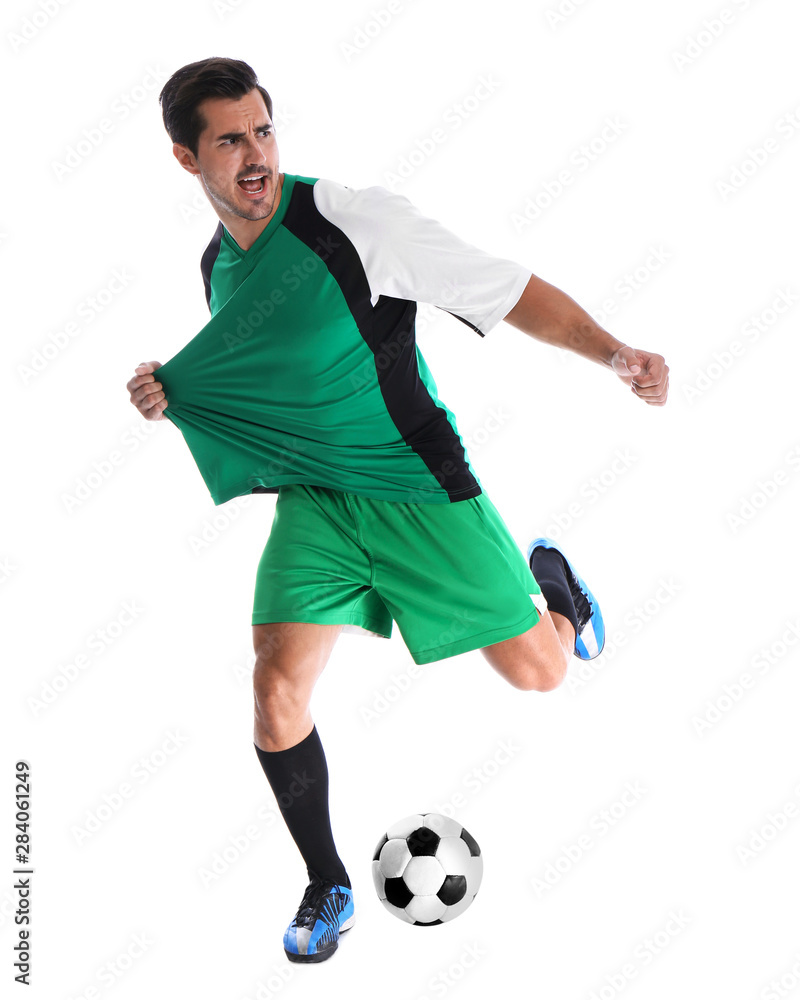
[158, 57, 273, 157]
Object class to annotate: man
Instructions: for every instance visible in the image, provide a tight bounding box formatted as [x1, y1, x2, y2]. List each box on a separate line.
[126, 57, 668, 964]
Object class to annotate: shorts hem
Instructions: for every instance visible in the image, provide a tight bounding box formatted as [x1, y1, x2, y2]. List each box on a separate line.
[251, 609, 391, 638]
[221, 479, 483, 506]
[408, 606, 542, 665]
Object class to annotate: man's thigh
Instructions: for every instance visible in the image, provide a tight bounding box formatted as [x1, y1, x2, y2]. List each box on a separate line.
[252, 621, 343, 709]
[252, 484, 394, 639]
[253, 621, 343, 675]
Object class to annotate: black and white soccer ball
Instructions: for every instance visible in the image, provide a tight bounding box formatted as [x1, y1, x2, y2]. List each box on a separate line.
[372, 813, 483, 925]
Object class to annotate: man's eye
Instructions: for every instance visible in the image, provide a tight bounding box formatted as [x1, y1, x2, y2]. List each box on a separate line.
[222, 130, 271, 145]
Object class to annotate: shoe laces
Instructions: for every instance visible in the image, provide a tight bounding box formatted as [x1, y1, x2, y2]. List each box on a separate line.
[294, 874, 343, 928]
[566, 571, 592, 632]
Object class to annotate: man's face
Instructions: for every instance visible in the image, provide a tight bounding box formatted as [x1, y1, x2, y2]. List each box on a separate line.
[175, 89, 280, 223]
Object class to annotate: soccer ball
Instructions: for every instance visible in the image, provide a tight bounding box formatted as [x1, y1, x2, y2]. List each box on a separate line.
[372, 812, 483, 925]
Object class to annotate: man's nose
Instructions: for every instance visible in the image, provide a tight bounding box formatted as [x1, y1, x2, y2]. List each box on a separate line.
[241, 133, 267, 162]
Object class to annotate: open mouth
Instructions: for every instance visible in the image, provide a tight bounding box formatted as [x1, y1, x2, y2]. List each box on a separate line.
[238, 174, 267, 196]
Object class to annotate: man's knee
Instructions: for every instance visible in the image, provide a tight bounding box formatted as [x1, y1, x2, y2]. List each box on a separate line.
[253, 669, 306, 716]
[512, 653, 567, 692]
[253, 653, 310, 739]
[530, 664, 566, 692]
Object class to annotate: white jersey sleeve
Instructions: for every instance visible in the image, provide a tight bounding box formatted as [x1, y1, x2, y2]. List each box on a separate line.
[312, 179, 532, 336]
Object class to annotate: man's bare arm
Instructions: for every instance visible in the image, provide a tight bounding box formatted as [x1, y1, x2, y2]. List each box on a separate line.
[503, 274, 669, 406]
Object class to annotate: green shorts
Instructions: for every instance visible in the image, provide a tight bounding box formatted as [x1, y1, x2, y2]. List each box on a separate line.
[251, 483, 547, 664]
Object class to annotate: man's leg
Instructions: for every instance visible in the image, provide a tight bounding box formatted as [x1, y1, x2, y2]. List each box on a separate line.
[253, 620, 341, 751]
[481, 609, 574, 692]
[252, 620, 347, 880]
[481, 541, 596, 692]
[252, 621, 355, 963]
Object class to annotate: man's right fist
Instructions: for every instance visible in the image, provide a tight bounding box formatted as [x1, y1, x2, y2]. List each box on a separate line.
[127, 361, 168, 420]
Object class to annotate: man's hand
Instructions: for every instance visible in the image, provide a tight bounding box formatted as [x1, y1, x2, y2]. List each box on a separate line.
[127, 361, 168, 420]
[504, 276, 669, 405]
[611, 346, 669, 406]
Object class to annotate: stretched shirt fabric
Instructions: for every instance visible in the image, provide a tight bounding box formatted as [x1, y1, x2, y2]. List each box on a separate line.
[155, 172, 532, 505]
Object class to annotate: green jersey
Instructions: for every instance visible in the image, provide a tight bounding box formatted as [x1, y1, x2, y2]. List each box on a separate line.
[155, 172, 531, 505]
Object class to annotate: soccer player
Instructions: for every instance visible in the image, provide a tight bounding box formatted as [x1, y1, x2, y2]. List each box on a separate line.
[126, 57, 668, 963]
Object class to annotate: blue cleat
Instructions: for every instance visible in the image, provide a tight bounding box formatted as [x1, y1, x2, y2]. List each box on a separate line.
[527, 537, 605, 660]
[283, 873, 354, 963]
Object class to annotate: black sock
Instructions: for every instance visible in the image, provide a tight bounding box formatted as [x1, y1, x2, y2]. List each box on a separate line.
[530, 546, 579, 635]
[253, 725, 350, 889]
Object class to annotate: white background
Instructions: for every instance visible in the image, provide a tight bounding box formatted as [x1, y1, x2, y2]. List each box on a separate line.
[3, 0, 800, 997]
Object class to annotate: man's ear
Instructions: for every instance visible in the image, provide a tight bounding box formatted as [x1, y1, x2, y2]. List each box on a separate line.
[172, 143, 201, 177]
